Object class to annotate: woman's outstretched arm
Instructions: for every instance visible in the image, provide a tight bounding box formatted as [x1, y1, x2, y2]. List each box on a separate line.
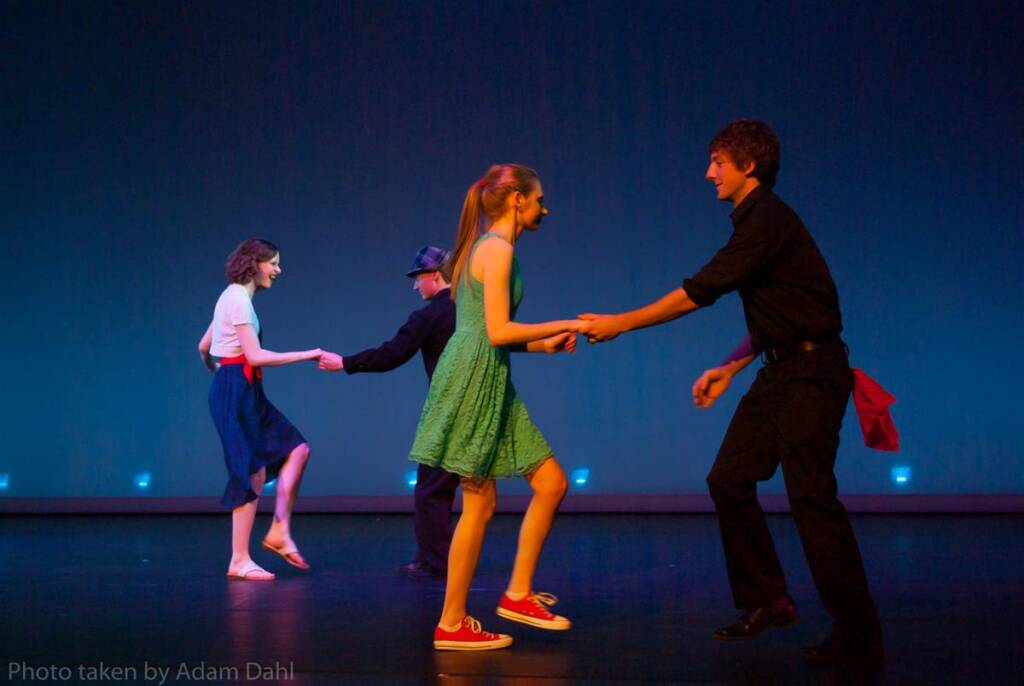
[479, 239, 578, 347]
[236, 324, 322, 367]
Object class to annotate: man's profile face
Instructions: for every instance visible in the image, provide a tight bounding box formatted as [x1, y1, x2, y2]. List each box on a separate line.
[705, 149, 756, 205]
[412, 271, 445, 300]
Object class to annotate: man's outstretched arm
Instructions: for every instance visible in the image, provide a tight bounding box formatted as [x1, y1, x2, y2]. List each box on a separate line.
[578, 287, 700, 343]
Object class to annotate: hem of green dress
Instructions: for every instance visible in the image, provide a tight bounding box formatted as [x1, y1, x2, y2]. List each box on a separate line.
[409, 451, 552, 480]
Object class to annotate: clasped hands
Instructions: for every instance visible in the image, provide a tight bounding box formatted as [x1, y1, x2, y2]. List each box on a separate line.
[574, 312, 627, 343]
[316, 351, 343, 371]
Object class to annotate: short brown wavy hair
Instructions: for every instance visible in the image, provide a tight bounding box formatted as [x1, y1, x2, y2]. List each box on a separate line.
[709, 119, 781, 189]
[225, 238, 279, 284]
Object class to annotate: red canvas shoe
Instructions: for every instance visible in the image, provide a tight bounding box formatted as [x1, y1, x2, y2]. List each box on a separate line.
[496, 592, 571, 630]
[433, 616, 513, 651]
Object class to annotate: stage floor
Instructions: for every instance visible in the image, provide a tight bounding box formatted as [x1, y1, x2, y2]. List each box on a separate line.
[1, 513, 1021, 685]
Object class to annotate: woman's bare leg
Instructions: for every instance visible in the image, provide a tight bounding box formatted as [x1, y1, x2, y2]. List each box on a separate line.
[229, 468, 267, 571]
[439, 478, 497, 627]
[506, 457, 567, 596]
[265, 443, 310, 555]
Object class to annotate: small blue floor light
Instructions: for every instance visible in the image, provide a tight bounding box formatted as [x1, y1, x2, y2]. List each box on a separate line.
[570, 468, 590, 487]
[890, 465, 911, 487]
[405, 470, 418, 489]
[134, 472, 151, 490]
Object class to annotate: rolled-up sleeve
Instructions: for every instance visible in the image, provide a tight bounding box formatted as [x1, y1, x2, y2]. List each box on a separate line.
[683, 221, 781, 307]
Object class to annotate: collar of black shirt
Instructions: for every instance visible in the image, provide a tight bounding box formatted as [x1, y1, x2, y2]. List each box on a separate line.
[429, 287, 452, 304]
[729, 184, 770, 225]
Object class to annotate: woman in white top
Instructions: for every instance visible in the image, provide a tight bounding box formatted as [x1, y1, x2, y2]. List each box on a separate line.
[198, 238, 324, 581]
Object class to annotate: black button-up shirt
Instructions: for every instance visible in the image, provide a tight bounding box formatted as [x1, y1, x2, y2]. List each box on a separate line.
[343, 288, 455, 381]
[682, 186, 843, 352]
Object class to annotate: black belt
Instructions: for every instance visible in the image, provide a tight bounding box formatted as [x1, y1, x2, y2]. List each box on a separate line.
[761, 337, 843, 366]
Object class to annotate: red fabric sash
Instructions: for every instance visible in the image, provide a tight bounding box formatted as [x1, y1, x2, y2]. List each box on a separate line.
[723, 334, 899, 452]
[219, 355, 263, 385]
[851, 368, 899, 451]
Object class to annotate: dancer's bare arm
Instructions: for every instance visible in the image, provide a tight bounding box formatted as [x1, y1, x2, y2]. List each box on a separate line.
[236, 324, 322, 367]
[692, 345, 756, 409]
[197, 323, 217, 374]
[578, 287, 700, 343]
[477, 239, 579, 347]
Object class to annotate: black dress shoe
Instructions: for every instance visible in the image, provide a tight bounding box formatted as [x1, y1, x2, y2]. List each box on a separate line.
[398, 560, 445, 578]
[713, 596, 798, 641]
[803, 632, 883, 662]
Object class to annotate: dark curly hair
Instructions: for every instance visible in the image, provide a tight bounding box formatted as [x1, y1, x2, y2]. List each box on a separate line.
[708, 119, 781, 189]
[225, 238, 279, 284]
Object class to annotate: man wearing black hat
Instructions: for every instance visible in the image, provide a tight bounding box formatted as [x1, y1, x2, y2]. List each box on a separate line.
[319, 246, 458, 578]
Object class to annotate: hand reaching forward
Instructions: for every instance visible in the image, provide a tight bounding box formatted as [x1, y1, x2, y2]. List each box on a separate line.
[543, 332, 577, 354]
[577, 313, 626, 343]
[318, 352, 344, 371]
[692, 366, 734, 408]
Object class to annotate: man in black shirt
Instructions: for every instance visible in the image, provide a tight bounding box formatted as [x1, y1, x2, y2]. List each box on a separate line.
[319, 246, 459, 578]
[578, 120, 881, 661]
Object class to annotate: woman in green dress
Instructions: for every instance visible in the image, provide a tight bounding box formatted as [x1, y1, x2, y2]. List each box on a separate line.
[410, 164, 580, 651]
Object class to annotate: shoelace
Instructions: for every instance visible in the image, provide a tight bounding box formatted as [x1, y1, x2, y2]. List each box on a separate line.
[463, 616, 494, 637]
[530, 592, 559, 613]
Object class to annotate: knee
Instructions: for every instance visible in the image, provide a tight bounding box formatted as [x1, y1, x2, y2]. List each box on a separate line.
[706, 469, 751, 504]
[293, 443, 310, 464]
[481, 493, 497, 521]
[705, 467, 725, 495]
[250, 468, 267, 495]
[473, 491, 497, 524]
[534, 466, 568, 501]
[462, 481, 497, 523]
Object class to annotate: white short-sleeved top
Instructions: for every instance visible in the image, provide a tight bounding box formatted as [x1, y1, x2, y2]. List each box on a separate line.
[210, 283, 260, 358]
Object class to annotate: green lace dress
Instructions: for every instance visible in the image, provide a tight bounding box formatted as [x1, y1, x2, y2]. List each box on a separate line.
[409, 233, 552, 480]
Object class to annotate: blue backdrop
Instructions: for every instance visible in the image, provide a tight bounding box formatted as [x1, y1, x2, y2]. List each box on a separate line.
[3, 1, 1021, 499]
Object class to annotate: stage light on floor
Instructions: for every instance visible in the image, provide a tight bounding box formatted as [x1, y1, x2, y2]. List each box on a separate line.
[405, 470, 418, 488]
[890, 465, 911, 486]
[134, 472, 151, 490]
[570, 468, 590, 487]
[0, 473, 9, 491]
[264, 479, 277, 493]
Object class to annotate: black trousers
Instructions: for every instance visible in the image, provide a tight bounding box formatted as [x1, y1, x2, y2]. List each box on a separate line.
[706, 343, 880, 637]
[412, 463, 460, 572]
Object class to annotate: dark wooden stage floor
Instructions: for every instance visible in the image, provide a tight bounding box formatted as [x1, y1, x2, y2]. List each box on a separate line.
[1, 513, 1021, 685]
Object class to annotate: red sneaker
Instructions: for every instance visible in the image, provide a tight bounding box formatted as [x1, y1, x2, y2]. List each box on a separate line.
[433, 616, 513, 651]
[496, 592, 571, 630]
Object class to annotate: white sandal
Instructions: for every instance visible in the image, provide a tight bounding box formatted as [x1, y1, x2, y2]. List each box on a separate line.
[227, 560, 275, 581]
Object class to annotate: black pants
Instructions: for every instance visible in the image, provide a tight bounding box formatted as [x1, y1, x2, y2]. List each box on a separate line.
[706, 343, 880, 637]
[412, 463, 460, 572]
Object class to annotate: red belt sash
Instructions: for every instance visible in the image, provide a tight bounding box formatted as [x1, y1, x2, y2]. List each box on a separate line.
[219, 355, 263, 384]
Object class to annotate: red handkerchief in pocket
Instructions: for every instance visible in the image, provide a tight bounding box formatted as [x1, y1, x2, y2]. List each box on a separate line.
[851, 368, 900, 451]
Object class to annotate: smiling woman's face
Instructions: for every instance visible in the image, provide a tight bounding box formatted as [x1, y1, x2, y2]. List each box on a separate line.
[254, 252, 281, 289]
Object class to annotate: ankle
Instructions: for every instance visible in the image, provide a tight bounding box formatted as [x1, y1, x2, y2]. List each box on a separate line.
[229, 555, 252, 567]
[436, 618, 464, 634]
[504, 589, 528, 601]
[267, 521, 291, 539]
[438, 616, 464, 631]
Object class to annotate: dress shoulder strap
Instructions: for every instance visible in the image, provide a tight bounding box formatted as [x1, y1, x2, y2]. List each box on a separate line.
[463, 232, 514, 288]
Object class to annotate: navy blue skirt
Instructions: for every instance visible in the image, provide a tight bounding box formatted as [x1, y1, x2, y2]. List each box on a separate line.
[209, 364, 306, 510]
